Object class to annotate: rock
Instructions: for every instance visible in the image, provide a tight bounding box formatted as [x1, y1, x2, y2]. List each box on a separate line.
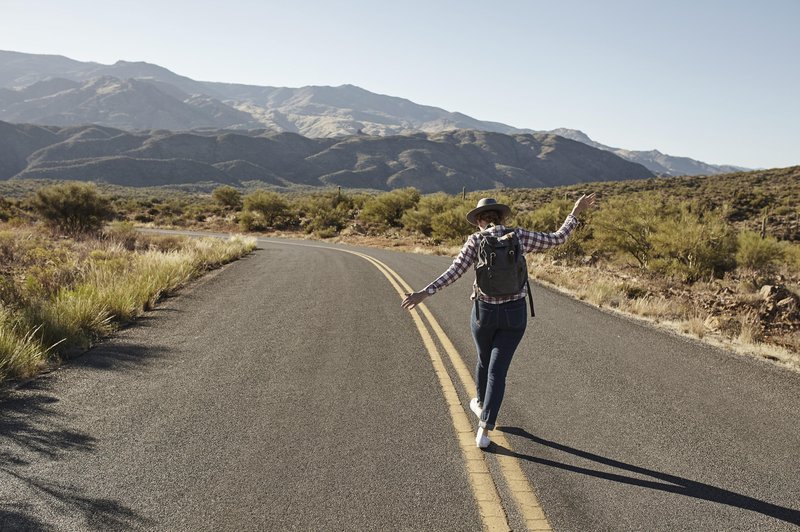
[760, 285, 776, 299]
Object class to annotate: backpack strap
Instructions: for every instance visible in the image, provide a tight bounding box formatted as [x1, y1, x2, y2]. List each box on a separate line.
[526, 279, 535, 317]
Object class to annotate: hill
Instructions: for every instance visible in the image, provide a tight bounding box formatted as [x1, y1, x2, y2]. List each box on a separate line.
[0, 121, 655, 192]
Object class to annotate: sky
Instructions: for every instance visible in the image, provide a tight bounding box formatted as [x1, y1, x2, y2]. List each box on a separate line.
[2, 0, 799, 169]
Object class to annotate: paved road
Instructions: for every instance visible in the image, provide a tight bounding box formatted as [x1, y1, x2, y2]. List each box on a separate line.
[1, 236, 798, 531]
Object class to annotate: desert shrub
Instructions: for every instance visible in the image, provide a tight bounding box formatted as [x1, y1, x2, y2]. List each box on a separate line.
[212, 186, 243, 210]
[0, 196, 13, 221]
[514, 198, 589, 263]
[295, 191, 356, 237]
[590, 194, 663, 267]
[360, 188, 420, 229]
[22, 248, 82, 301]
[240, 190, 291, 230]
[104, 221, 139, 250]
[401, 193, 463, 235]
[29, 182, 113, 235]
[649, 205, 737, 282]
[736, 230, 785, 271]
[780, 241, 800, 271]
[429, 205, 474, 243]
[512, 199, 573, 232]
[400, 193, 474, 242]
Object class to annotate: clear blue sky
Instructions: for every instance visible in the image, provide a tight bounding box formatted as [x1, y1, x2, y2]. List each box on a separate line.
[3, 0, 799, 168]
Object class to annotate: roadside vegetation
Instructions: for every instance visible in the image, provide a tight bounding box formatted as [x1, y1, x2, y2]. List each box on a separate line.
[1, 166, 798, 371]
[0, 183, 255, 383]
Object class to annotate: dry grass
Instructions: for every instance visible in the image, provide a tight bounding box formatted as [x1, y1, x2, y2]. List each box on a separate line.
[626, 296, 681, 320]
[584, 283, 623, 308]
[737, 310, 763, 345]
[0, 229, 256, 383]
[681, 315, 708, 339]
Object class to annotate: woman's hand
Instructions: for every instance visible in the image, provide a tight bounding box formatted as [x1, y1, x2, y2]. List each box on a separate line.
[571, 192, 597, 217]
[401, 290, 428, 310]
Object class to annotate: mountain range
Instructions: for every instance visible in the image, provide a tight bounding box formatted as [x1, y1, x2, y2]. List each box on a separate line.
[0, 50, 747, 178]
[0, 121, 655, 193]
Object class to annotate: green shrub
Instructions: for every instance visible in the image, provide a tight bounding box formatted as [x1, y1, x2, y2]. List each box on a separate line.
[736, 230, 785, 271]
[430, 206, 474, 243]
[650, 206, 736, 282]
[240, 190, 291, 230]
[295, 191, 356, 236]
[401, 193, 465, 236]
[360, 188, 420, 229]
[780, 241, 800, 271]
[512, 199, 573, 232]
[0, 196, 13, 221]
[29, 182, 113, 235]
[514, 198, 589, 263]
[591, 195, 663, 267]
[212, 186, 243, 210]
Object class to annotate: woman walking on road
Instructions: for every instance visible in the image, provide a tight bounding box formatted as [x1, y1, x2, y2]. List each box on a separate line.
[401, 193, 596, 448]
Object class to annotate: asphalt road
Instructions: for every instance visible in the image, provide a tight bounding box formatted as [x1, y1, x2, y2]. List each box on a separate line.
[1, 235, 798, 531]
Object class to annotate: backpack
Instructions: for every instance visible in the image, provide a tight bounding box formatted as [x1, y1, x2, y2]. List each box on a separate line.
[475, 228, 535, 317]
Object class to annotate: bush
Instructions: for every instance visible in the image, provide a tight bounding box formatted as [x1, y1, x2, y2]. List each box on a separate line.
[736, 230, 785, 271]
[401, 193, 458, 234]
[514, 198, 588, 263]
[104, 221, 139, 250]
[212, 186, 243, 210]
[591, 195, 662, 267]
[296, 191, 356, 237]
[360, 188, 420, 229]
[29, 182, 113, 235]
[401, 193, 472, 241]
[512, 199, 573, 232]
[430, 206, 474, 243]
[780, 241, 800, 271]
[240, 190, 291, 231]
[650, 205, 736, 282]
[0, 196, 13, 221]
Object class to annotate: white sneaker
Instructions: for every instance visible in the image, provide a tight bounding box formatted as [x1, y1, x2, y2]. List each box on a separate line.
[469, 398, 482, 419]
[476, 427, 490, 449]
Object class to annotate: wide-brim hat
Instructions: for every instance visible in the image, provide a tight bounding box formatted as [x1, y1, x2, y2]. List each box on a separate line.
[466, 198, 512, 226]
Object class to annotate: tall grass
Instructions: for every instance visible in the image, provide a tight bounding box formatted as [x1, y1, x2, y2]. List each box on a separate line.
[0, 233, 255, 383]
[0, 323, 51, 381]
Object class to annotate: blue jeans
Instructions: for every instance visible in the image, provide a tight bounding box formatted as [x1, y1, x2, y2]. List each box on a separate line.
[471, 298, 527, 430]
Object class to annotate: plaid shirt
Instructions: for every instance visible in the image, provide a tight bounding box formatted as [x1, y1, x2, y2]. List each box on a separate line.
[424, 214, 579, 304]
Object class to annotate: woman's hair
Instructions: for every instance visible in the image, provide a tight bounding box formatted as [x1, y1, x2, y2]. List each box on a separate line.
[478, 210, 502, 225]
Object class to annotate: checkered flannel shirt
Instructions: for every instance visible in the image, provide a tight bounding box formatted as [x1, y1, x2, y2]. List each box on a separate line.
[423, 214, 579, 304]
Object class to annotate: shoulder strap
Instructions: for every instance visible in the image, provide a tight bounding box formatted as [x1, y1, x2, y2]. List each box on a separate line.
[526, 279, 535, 317]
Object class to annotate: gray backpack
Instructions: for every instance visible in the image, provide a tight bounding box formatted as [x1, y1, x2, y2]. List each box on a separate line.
[475, 228, 535, 316]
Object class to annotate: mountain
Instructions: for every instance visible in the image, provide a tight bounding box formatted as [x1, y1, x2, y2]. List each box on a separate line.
[0, 50, 747, 177]
[0, 121, 654, 192]
[548, 128, 750, 176]
[0, 75, 261, 130]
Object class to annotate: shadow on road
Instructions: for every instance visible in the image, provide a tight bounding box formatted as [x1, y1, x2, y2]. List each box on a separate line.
[492, 426, 800, 526]
[0, 343, 165, 530]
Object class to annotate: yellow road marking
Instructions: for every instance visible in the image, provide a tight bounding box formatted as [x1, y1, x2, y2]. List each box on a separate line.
[261, 238, 551, 531]
[352, 251, 552, 532]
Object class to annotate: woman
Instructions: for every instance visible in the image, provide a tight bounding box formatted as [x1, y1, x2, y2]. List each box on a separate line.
[401, 193, 596, 448]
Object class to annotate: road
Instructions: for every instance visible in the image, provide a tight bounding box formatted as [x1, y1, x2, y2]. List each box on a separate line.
[1, 235, 798, 531]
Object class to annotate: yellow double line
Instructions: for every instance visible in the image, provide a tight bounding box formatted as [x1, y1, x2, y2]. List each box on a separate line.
[263, 239, 551, 531]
